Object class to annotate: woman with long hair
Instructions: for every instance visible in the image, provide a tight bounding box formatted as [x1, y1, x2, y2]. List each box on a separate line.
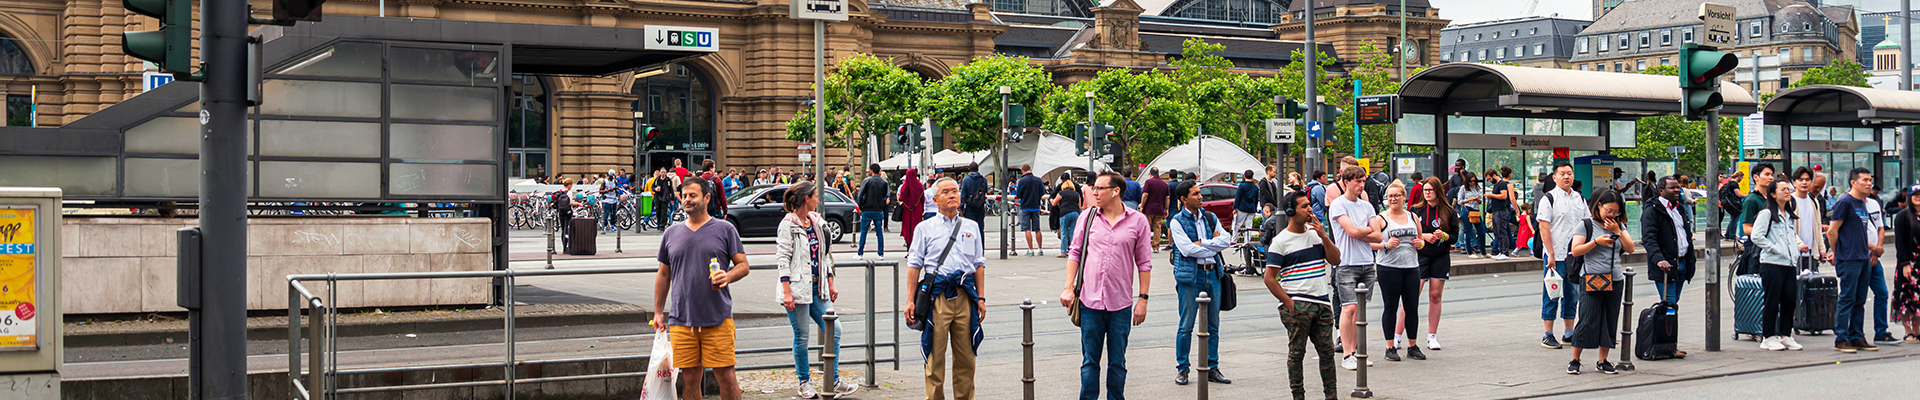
[1052, 178, 1082, 258]
[1411, 176, 1458, 352]
[1750, 180, 1805, 351]
[774, 182, 858, 398]
[1566, 188, 1635, 374]
[1370, 180, 1427, 361]
[1889, 185, 1920, 343]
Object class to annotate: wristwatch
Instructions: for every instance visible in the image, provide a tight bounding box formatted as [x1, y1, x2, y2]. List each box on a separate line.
[1137, 293, 1150, 300]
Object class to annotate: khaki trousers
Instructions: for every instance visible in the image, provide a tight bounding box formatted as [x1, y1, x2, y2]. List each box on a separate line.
[1148, 215, 1169, 248]
[925, 294, 976, 400]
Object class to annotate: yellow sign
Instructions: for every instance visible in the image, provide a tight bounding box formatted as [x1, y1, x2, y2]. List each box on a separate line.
[0, 208, 37, 349]
[1356, 158, 1372, 175]
[1737, 161, 1752, 195]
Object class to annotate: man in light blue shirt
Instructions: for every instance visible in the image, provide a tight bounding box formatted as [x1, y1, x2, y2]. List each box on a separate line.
[1168, 181, 1236, 385]
[904, 177, 987, 400]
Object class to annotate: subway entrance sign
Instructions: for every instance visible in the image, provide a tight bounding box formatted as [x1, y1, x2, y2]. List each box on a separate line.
[644, 25, 719, 52]
[1355, 95, 1400, 125]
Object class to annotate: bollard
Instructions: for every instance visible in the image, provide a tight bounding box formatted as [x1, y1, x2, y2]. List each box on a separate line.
[615, 214, 623, 253]
[822, 310, 840, 400]
[1021, 299, 1035, 400]
[1351, 283, 1373, 399]
[545, 214, 555, 270]
[1618, 266, 1637, 372]
[1196, 291, 1211, 400]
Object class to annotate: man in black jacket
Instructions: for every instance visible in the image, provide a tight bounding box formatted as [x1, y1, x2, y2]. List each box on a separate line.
[856, 163, 892, 259]
[1642, 176, 1695, 306]
[1718, 171, 1745, 240]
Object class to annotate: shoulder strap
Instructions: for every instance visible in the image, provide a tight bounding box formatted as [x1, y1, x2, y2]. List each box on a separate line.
[934, 217, 965, 269]
[1073, 207, 1098, 294]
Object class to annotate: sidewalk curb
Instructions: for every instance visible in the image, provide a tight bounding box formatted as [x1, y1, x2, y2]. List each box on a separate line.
[1486, 352, 1917, 400]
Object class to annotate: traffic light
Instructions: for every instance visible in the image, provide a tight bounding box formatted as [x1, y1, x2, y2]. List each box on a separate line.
[123, 0, 193, 74]
[274, 0, 328, 22]
[1072, 122, 1089, 155]
[636, 124, 657, 149]
[1678, 43, 1737, 121]
[1280, 99, 1310, 119]
[1098, 124, 1118, 162]
[894, 123, 923, 153]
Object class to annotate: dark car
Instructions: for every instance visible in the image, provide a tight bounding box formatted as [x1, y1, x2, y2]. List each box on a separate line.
[725, 184, 855, 243]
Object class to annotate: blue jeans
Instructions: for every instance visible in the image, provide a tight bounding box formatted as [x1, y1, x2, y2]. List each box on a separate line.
[1652, 256, 1690, 304]
[1059, 211, 1080, 255]
[1079, 305, 1132, 400]
[1836, 259, 1871, 343]
[1175, 270, 1222, 371]
[1542, 260, 1581, 322]
[1869, 261, 1891, 338]
[786, 294, 841, 383]
[857, 211, 886, 256]
[1461, 213, 1486, 254]
[600, 202, 618, 229]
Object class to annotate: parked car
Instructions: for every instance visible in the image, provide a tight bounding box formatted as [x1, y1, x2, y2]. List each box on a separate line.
[724, 184, 854, 243]
[1196, 182, 1242, 227]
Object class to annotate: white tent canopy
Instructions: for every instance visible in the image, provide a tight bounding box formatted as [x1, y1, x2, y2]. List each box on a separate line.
[875, 151, 922, 171]
[1142, 135, 1265, 182]
[931, 149, 991, 169]
[978, 130, 1111, 182]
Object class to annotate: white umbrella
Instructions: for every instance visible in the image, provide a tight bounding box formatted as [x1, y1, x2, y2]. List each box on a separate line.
[931, 149, 991, 169]
[1142, 135, 1265, 182]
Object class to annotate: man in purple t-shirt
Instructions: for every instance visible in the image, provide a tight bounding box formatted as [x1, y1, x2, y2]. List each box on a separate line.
[1142, 168, 1171, 250]
[651, 176, 751, 400]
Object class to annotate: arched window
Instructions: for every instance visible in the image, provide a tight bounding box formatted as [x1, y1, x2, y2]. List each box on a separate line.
[508, 74, 549, 179]
[0, 34, 32, 76]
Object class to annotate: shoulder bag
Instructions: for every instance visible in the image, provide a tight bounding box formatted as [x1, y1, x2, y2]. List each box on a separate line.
[1069, 208, 1096, 327]
[1580, 220, 1616, 293]
[1208, 212, 1238, 311]
[909, 218, 966, 331]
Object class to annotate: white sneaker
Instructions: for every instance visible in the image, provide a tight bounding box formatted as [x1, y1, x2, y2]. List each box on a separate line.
[1467, 254, 1483, 259]
[1341, 354, 1358, 370]
[832, 379, 860, 396]
[798, 380, 819, 399]
[1782, 336, 1804, 351]
[1427, 334, 1443, 350]
[1491, 254, 1510, 260]
[1760, 336, 1784, 351]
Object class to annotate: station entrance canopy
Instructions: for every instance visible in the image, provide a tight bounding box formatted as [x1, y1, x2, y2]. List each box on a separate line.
[0, 16, 711, 203]
[1762, 85, 1920, 194]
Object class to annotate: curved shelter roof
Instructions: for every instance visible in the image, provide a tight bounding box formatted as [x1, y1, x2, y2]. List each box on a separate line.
[1399, 63, 1758, 119]
[1761, 85, 1920, 127]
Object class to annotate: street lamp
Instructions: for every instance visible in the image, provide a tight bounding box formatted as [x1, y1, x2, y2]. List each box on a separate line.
[999, 85, 1011, 260]
[1086, 90, 1096, 184]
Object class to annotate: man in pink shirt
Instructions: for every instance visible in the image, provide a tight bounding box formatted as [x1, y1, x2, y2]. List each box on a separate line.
[1061, 170, 1155, 400]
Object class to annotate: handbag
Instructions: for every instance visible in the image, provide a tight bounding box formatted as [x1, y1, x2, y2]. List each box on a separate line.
[909, 218, 966, 331]
[1468, 210, 1483, 223]
[1583, 273, 1615, 292]
[1205, 213, 1238, 311]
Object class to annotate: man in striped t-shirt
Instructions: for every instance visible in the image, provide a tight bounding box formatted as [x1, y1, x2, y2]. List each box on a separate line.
[1264, 191, 1342, 400]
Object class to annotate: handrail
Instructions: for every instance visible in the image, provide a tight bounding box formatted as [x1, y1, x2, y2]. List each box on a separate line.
[288, 260, 900, 399]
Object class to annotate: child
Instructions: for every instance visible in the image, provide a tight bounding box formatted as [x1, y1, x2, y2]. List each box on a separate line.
[1516, 202, 1536, 256]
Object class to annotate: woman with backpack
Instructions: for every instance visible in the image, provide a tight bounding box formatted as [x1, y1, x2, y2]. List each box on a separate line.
[1750, 180, 1806, 351]
[1565, 188, 1634, 375]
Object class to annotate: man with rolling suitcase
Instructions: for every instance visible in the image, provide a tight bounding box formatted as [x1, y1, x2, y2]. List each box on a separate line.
[1825, 168, 1883, 353]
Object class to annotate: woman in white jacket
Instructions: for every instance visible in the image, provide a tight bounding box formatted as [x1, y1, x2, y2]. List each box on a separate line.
[775, 182, 856, 398]
[1750, 180, 1806, 351]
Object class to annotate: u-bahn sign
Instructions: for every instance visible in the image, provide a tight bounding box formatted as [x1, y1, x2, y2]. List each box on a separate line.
[644, 26, 719, 52]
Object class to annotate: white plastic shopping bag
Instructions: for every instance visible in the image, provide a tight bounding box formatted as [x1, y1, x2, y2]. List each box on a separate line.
[1543, 264, 1564, 300]
[641, 333, 678, 400]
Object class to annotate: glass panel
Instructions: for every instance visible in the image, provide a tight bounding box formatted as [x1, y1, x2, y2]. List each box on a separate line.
[392, 85, 496, 121]
[1790, 152, 1808, 172]
[1610, 120, 1636, 148]
[1524, 149, 1554, 196]
[1447, 116, 1483, 134]
[1883, 128, 1897, 151]
[258, 120, 380, 158]
[1525, 118, 1562, 136]
[1451, 149, 1483, 176]
[1397, 114, 1436, 145]
[1486, 117, 1524, 135]
[1486, 149, 1523, 183]
[0, 156, 115, 195]
[125, 117, 201, 154]
[124, 158, 252, 197]
[260, 80, 380, 118]
[391, 124, 497, 161]
[1563, 120, 1599, 137]
[1811, 126, 1829, 141]
[272, 42, 382, 79]
[1764, 125, 1782, 150]
[1790, 126, 1808, 140]
[259, 161, 381, 198]
[389, 163, 496, 196]
[390, 48, 500, 85]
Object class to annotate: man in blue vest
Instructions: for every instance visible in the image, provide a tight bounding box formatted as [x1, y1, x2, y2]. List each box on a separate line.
[1169, 180, 1234, 385]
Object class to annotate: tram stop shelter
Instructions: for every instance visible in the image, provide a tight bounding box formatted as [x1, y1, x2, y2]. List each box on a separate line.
[1396, 63, 1758, 199]
[1760, 85, 1920, 197]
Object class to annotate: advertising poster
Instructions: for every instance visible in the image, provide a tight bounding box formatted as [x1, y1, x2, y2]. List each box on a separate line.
[0, 207, 37, 350]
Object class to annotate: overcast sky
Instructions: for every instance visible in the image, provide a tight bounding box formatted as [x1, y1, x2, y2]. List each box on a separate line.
[1429, 0, 1594, 25]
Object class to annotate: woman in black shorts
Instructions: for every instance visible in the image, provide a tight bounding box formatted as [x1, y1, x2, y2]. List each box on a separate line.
[1409, 177, 1457, 353]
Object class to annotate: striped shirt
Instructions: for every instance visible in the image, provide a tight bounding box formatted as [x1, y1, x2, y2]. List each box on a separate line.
[1265, 228, 1333, 305]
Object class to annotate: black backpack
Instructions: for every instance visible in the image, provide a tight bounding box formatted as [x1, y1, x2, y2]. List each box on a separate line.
[1718, 181, 1741, 211]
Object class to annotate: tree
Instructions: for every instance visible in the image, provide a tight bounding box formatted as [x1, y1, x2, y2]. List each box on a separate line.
[1609, 65, 1740, 175]
[1175, 38, 1286, 161]
[1791, 58, 1871, 88]
[785, 54, 922, 169]
[1042, 68, 1195, 169]
[921, 55, 1055, 152]
[1273, 41, 1412, 164]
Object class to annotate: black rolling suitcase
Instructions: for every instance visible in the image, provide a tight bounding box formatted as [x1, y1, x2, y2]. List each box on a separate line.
[1793, 258, 1838, 335]
[1636, 301, 1681, 360]
[566, 217, 597, 255]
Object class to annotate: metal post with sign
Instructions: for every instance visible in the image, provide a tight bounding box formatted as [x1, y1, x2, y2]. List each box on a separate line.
[0, 188, 62, 400]
[791, 0, 848, 386]
[1697, 1, 1734, 352]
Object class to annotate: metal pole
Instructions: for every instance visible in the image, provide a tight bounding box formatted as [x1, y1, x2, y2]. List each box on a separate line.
[814, 19, 833, 324]
[1350, 283, 1373, 398]
[195, 0, 249, 397]
[505, 272, 518, 400]
[1196, 291, 1211, 400]
[1618, 266, 1638, 371]
[865, 260, 877, 387]
[1303, 0, 1320, 173]
[1704, 109, 1722, 352]
[1021, 299, 1035, 400]
[545, 212, 555, 270]
[1000, 87, 1012, 259]
[1275, 96, 1286, 177]
[1197, 126, 1204, 182]
[1088, 92, 1096, 181]
[1904, 0, 1914, 190]
[822, 310, 840, 400]
[1398, 0, 1406, 81]
[893, 261, 900, 370]
[1352, 79, 1362, 159]
[615, 211, 622, 253]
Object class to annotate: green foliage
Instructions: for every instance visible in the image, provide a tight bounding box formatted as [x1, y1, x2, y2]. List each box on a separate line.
[921, 55, 1055, 152]
[1175, 38, 1287, 161]
[1272, 40, 1413, 162]
[784, 54, 922, 167]
[1042, 68, 1195, 168]
[1609, 65, 1740, 174]
[1790, 58, 1871, 88]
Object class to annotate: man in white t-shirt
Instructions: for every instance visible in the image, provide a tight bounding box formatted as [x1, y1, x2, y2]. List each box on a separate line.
[1791, 168, 1825, 260]
[1326, 166, 1381, 370]
[1534, 163, 1589, 349]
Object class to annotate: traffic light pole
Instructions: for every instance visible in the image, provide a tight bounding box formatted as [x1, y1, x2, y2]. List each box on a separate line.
[1000, 86, 1011, 260]
[1302, 0, 1319, 173]
[1703, 109, 1722, 352]
[197, 0, 251, 398]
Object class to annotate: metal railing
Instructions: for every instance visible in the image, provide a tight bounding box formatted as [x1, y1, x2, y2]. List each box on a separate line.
[287, 260, 903, 399]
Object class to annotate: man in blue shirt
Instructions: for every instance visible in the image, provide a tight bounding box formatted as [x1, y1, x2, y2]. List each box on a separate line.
[1015, 164, 1047, 256]
[1825, 167, 1882, 353]
[1306, 170, 1330, 228]
[1124, 167, 1144, 210]
[1233, 170, 1261, 233]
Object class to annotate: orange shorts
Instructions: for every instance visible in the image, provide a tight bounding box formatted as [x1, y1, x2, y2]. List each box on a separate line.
[668, 318, 737, 369]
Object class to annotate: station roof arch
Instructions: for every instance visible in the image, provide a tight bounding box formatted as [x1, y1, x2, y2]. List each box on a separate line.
[1761, 84, 1920, 127]
[1399, 63, 1757, 119]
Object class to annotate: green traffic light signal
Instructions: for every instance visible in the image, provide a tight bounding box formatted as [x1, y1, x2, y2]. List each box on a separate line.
[124, 0, 193, 74]
[1072, 123, 1089, 155]
[1678, 43, 1736, 120]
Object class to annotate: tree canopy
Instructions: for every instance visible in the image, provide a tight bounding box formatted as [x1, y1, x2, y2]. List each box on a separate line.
[920, 55, 1055, 152]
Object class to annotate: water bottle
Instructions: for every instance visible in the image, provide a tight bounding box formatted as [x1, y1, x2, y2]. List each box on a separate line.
[708, 257, 722, 284]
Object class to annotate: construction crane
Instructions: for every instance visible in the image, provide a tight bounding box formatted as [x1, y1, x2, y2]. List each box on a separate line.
[1523, 0, 1540, 16]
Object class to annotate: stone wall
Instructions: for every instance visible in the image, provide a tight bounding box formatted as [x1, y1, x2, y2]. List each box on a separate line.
[59, 217, 493, 314]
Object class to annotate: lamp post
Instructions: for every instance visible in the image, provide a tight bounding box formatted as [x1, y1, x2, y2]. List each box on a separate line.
[1302, 0, 1320, 173]
[1087, 91, 1097, 181]
[1000, 85, 1012, 260]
